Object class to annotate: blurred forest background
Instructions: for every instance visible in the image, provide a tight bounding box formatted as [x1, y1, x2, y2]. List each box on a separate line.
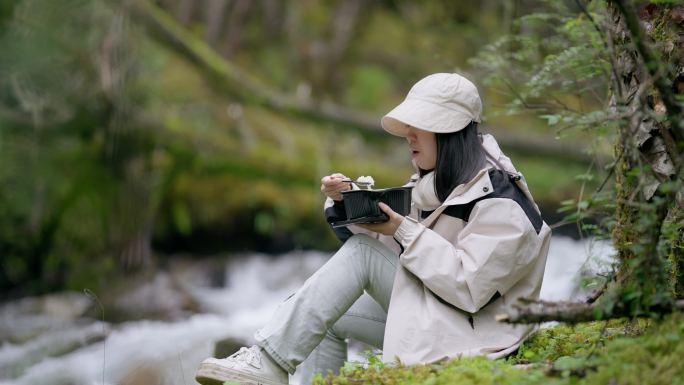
[0, 0, 608, 298]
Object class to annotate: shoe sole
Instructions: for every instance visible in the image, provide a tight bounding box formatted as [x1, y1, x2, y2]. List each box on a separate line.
[195, 362, 288, 385]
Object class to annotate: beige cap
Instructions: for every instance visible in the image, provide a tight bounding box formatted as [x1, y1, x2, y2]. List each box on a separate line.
[381, 73, 482, 137]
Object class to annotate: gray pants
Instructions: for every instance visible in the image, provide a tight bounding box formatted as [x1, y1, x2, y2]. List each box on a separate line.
[255, 234, 398, 384]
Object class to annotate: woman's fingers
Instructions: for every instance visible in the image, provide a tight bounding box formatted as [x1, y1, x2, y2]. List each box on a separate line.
[378, 202, 392, 213]
[359, 203, 404, 236]
[320, 173, 351, 200]
[378, 202, 399, 222]
[320, 174, 348, 186]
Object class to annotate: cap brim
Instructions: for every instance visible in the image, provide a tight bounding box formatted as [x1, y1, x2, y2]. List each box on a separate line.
[381, 98, 476, 137]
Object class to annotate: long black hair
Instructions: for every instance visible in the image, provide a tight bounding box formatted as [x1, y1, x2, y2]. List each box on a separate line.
[419, 121, 486, 202]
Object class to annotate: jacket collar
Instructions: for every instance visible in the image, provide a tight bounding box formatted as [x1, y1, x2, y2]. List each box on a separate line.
[442, 166, 494, 206]
[481, 133, 503, 162]
[420, 166, 494, 227]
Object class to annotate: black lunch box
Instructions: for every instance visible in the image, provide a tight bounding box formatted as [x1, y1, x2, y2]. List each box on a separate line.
[331, 186, 413, 228]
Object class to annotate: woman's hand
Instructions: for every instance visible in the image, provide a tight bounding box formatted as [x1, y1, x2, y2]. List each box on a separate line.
[320, 173, 352, 201]
[358, 203, 404, 236]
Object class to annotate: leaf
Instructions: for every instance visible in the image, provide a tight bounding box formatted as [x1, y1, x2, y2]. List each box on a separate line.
[540, 114, 561, 126]
[574, 173, 595, 182]
[554, 355, 587, 371]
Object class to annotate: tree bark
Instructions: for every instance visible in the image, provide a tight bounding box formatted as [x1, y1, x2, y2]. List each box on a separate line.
[614, 1, 684, 149]
[221, 0, 252, 58]
[611, 0, 683, 304]
[205, 0, 230, 48]
[177, 0, 197, 25]
[260, 0, 284, 40]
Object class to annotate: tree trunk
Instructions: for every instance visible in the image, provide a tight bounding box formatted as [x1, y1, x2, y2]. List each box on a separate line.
[610, 1, 683, 308]
[205, 0, 230, 47]
[499, 1, 684, 323]
[260, 0, 284, 40]
[318, 0, 369, 98]
[177, 0, 198, 25]
[221, 0, 252, 58]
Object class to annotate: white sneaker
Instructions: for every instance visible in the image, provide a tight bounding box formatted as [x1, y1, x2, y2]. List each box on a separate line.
[196, 346, 289, 385]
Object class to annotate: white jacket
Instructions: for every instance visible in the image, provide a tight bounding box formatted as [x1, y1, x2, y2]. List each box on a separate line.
[324, 134, 551, 364]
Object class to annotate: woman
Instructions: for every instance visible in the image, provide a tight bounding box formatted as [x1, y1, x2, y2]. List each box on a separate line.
[195, 73, 551, 385]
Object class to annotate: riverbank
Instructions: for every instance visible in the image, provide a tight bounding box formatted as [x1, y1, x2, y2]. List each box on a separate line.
[0, 236, 613, 385]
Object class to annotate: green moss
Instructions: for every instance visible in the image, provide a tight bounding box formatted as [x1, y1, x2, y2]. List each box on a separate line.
[509, 319, 649, 364]
[585, 313, 684, 385]
[317, 356, 533, 385]
[663, 202, 684, 298]
[315, 314, 684, 385]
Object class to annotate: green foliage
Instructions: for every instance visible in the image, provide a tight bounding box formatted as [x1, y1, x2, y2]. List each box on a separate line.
[510, 154, 591, 207]
[344, 66, 394, 111]
[470, 0, 621, 244]
[470, 1, 613, 132]
[0, 0, 596, 296]
[0, 0, 142, 294]
[0, 0, 18, 28]
[649, 0, 684, 5]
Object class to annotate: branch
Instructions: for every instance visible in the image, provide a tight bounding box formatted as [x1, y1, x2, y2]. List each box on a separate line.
[0, 104, 35, 126]
[586, 277, 612, 304]
[127, 0, 380, 132]
[574, 0, 624, 98]
[496, 299, 599, 324]
[496, 298, 684, 324]
[595, 151, 621, 194]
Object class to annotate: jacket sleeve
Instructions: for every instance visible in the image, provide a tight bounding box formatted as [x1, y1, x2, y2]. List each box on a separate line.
[393, 198, 539, 313]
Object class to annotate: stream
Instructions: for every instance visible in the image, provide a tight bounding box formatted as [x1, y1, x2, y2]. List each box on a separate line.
[0, 236, 614, 385]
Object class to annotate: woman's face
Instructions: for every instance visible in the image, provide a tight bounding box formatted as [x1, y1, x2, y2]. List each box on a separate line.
[406, 125, 437, 170]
